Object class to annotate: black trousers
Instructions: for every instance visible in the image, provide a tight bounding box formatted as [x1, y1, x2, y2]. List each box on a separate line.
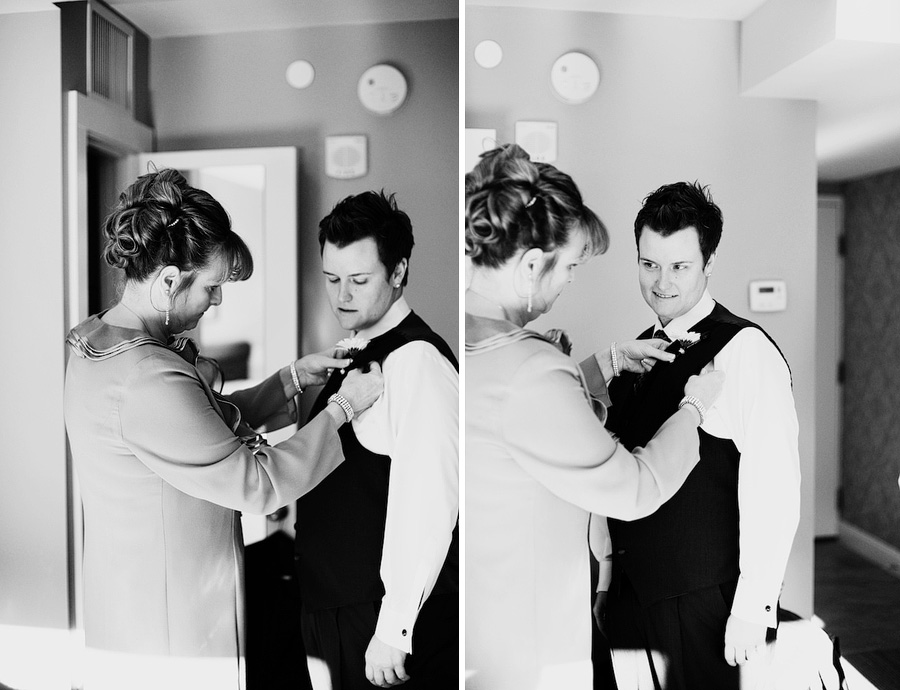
[606, 577, 743, 690]
[245, 532, 313, 690]
[592, 615, 619, 690]
[300, 593, 458, 690]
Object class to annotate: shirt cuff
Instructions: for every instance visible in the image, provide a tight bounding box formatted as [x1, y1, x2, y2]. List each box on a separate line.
[375, 604, 416, 654]
[730, 575, 780, 628]
[579, 354, 611, 408]
[596, 559, 612, 593]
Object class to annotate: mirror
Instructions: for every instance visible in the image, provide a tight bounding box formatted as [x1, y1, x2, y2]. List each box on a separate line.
[184, 165, 266, 388]
[135, 147, 298, 546]
[134, 147, 298, 409]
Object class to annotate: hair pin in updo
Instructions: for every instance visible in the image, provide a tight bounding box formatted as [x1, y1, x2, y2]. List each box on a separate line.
[525, 196, 537, 208]
[167, 218, 180, 228]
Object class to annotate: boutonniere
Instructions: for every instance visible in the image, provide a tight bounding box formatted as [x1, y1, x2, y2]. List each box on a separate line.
[543, 328, 573, 356]
[335, 336, 370, 373]
[669, 330, 703, 355]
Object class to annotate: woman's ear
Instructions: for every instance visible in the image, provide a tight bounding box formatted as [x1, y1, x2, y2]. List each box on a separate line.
[519, 247, 545, 277]
[513, 247, 545, 297]
[157, 265, 182, 295]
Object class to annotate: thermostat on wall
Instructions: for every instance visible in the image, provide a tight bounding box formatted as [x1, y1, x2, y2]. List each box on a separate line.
[749, 280, 787, 312]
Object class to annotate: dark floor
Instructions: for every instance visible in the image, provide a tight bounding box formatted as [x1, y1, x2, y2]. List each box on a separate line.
[815, 538, 900, 690]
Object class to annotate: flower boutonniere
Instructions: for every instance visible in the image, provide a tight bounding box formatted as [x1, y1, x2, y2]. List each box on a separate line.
[335, 336, 370, 374]
[543, 328, 573, 356]
[669, 330, 703, 355]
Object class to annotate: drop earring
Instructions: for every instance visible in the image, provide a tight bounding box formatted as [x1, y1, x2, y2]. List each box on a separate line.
[165, 289, 171, 326]
[527, 269, 534, 313]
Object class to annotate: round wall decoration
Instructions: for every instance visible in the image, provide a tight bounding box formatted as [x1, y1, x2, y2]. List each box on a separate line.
[358, 64, 408, 115]
[550, 52, 600, 104]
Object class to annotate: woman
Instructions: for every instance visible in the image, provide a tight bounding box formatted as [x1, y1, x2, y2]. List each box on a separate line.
[464, 145, 724, 690]
[64, 169, 382, 689]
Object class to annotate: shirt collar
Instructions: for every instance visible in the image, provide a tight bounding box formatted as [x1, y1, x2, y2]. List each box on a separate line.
[66, 313, 198, 364]
[354, 296, 411, 341]
[653, 289, 716, 338]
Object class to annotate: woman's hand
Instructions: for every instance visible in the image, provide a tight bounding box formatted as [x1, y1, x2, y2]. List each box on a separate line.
[336, 362, 384, 417]
[617, 338, 675, 374]
[293, 348, 351, 388]
[683, 366, 725, 413]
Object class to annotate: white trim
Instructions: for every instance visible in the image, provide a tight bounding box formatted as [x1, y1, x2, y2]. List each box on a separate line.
[838, 520, 900, 579]
[814, 195, 844, 538]
[63, 88, 153, 644]
[64, 90, 153, 331]
[135, 147, 298, 446]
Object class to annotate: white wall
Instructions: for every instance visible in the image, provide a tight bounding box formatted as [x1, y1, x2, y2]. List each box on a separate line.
[467, 7, 818, 617]
[0, 8, 75, 689]
[150, 20, 460, 371]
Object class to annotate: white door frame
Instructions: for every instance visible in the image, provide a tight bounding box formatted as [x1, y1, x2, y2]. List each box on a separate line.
[815, 195, 844, 537]
[63, 90, 153, 637]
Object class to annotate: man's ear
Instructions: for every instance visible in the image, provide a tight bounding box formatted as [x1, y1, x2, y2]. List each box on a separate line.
[704, 252, 717, 277]
[390, 258, 408, 288]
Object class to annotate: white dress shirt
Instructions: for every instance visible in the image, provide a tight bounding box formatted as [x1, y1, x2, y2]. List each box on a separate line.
[595, 290, 800, 629]
[351, 296, 459, 653]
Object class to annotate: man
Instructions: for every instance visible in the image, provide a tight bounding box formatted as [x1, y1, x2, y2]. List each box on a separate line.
[294, 190, 458, 690]
[599, 182, 801, 689]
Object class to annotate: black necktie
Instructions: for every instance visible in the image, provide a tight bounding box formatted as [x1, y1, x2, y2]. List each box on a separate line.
[653, 329, 671, 343]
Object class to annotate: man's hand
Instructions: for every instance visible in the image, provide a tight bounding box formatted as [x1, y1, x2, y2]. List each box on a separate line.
[365, 635, 410, 687]
[723, 614, 767, 666]
[592, 591, 608, 636]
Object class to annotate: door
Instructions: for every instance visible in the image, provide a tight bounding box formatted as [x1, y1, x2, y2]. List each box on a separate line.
[815, 196, 844, 537]
[65, 93, 300, 646]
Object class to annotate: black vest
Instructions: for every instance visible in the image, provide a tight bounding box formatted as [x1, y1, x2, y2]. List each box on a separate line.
[606, 302, 787, 605]
[294, 311, 459, 611]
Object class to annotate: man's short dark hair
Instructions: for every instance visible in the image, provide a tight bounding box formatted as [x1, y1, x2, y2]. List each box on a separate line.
[634, 181, 723, 266]
[318, 190, 415, 286]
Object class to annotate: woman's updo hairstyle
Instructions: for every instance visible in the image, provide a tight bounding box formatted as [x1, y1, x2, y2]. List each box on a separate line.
[465, 143, 608, 272]
[102, 168, 253, 292]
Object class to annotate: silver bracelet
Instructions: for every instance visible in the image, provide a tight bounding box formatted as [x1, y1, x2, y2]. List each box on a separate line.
[289, 361, 304, 395]
[610, 342, 620, 377]
[678, 395, 706, 425]
[327, 392, 354, 423]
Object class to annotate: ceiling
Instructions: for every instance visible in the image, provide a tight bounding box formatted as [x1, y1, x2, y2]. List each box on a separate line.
[8, 0, 900, 181]
[465, 0, 771, 21]
[9, 0, 459, 34]
[468, 0, 900, 182]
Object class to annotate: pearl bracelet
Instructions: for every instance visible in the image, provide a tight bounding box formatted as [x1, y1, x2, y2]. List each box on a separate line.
[289, 361, 304, 395]
[610, 342, 620, 377]
[678, 395, 706, 425]
[327, 392, 354, 423]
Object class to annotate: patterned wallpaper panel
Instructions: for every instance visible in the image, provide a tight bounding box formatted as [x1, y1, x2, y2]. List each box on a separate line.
[842, 169, 900, 551]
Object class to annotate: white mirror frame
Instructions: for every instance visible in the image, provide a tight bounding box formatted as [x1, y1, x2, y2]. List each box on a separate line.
[134, 147, 298, 445]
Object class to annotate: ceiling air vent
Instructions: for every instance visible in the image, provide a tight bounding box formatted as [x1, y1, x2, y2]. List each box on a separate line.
[89, 3, 133, 111]
[60, 1, 137, 115]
